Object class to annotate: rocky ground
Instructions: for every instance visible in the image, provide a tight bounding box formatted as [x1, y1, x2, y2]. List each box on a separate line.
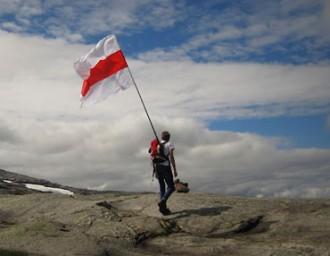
[1, 169, 330, 256]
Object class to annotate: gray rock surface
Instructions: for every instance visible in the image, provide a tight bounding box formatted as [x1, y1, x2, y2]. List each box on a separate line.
[0, 169, 101, 195]
[1, 169, 330, 255]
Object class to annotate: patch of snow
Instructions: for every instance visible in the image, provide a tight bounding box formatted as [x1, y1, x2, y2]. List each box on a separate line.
[3, 180, 13, 184]
[25, 184, 74, 196]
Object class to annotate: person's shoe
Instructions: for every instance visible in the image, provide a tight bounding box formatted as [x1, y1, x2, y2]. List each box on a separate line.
[163, 208, 171, 215]
[158, 199, 165, 208]
[158, 200, 168, 215]
[160, 207, 171, 216]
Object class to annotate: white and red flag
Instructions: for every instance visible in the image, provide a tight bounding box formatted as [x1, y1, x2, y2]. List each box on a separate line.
[74, 35, 133, 105]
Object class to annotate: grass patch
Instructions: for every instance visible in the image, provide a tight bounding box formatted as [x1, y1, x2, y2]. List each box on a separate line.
[0, 249, 30, 256]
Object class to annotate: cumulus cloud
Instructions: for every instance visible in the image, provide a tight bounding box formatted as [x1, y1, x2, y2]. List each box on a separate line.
[0, 30, 330, 198]
[1, 0, 329, 62]
[2, 115, 330, 199]
[0, 0, 184, 41]
[139, 0, 330, 62]
[1, 22, 23, 32]
[2, 29, 329, 120]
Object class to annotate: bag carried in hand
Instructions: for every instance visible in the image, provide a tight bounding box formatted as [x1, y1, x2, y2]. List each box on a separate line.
[148, 138, 168, 164]
[174, 179, 190, 193]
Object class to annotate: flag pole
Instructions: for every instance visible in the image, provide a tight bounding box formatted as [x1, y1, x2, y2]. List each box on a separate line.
[127, 67, 160, 142]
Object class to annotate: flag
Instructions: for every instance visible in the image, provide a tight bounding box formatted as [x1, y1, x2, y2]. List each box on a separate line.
[74, 35, 134, 104]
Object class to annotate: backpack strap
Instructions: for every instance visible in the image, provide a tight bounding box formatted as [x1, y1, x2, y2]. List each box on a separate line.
[158, 141, 170, 161]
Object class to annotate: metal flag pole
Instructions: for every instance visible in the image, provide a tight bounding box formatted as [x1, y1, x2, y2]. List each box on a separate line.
[127, 67, 160, 142]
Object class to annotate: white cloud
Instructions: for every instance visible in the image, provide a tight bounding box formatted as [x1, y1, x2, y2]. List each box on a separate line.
[138, 48, 191, 62]
[139, 0, 329, 62]
[0, 0, 43, 18]
[137, 0, 186, 29]
[1, 22, 23, 32]
[2, 114, 330, 198]
[18, 0, 43, 17]
[2, 29, 329, 121]
[47, 25, 83, 43]
[0, 0, 23, 14]
[0, 30, 330, 198]
[0, 0, 184, 40]
[1, 0, 329, 63]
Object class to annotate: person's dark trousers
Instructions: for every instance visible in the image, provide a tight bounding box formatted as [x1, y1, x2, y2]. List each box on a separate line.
[155, 164, 175, 202]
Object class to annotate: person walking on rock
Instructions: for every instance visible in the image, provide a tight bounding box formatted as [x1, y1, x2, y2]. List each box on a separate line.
[149, 131, 177, 215]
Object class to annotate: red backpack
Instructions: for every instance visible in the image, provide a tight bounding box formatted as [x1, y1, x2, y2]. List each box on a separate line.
[148, 138, 168, 163]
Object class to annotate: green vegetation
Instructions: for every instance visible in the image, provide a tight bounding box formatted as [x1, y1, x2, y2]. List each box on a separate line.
[0, 249, 29, 256]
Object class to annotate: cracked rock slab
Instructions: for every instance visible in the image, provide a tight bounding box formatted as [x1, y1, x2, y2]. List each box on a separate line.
[0, 190, 329, 255]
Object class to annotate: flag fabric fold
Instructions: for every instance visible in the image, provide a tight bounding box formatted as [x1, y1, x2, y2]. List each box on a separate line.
[74, 35, 133, 104]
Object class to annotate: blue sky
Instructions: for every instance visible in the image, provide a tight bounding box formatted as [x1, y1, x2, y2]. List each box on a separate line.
[210, 114, 330, 148]
[0, 0, 330, 197]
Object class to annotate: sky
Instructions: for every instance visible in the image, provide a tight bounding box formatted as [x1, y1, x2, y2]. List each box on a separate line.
[0, 0, 330, 198]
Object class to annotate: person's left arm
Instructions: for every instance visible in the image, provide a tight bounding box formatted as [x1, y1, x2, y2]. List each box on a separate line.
[169, 148, 177, 177]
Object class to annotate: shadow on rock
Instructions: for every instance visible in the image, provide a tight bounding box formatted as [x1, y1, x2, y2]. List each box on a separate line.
[0, 249, 40, 256]
[171, 206, 231, 219]
[207, 215, 267, 238]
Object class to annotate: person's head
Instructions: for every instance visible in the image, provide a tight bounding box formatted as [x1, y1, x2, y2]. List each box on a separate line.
[161, 131, 170, 141]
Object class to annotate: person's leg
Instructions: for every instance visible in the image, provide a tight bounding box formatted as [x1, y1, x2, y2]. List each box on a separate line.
[156, 165, 165, 200]
[162, 166, 175, 202]
[156, 165, 174, 215]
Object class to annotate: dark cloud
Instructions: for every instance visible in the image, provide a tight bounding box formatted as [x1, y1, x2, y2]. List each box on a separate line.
[0, 121, 21, 144]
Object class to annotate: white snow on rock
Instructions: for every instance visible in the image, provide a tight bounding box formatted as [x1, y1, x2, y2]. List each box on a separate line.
[25, 184, 74, 196]
[3, 180, 13, 184]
